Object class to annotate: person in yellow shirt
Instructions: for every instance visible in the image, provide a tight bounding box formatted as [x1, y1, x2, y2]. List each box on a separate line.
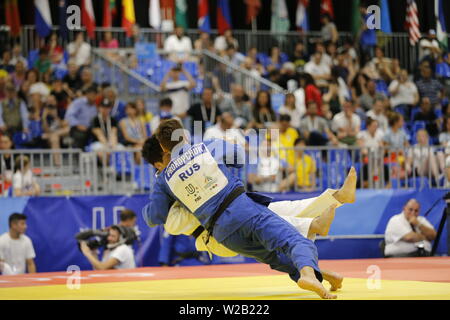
[280, 136, 317, 192]
[274, 114, 299, 167]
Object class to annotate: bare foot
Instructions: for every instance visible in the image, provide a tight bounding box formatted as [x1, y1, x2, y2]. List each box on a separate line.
[322, 269, 343, 291]
[298, 267, 337, 299]
[333, 166, 357, 204]
[311, 204, 337, 236]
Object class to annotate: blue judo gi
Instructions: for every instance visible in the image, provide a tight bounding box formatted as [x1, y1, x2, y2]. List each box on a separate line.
[142, 139, 322, 282]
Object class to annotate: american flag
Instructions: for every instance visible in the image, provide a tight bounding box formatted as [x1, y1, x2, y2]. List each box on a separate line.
[405, 0, 420, 46]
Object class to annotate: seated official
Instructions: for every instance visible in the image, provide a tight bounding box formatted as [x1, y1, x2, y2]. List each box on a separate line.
[384, 199, 437, 257]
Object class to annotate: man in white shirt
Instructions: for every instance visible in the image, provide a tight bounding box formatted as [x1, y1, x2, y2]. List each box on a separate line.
[332, 99, 361, 146]
[419, 30, 442, 62]
[304, 52, 331, 88]
[164, 27, 193, 62]
[67, 32, 91, 67]
[366, 96, 388, 134]
[384, 199, 437, 257]
[203, 112, 246, 147]
[0, 213, 36, 275]
[80, 225, 136, 270]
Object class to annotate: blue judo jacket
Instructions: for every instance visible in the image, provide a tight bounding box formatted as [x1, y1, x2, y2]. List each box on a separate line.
[142, 139, 266, 242]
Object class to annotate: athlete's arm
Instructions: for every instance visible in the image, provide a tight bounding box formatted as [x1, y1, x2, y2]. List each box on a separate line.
[164, 201, 201, 235]
[142, 176, 173, 227]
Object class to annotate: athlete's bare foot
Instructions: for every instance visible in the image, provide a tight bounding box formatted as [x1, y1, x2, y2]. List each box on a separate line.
[333, 166, 357, 204]
[298, 267, 337, 299]
[310, 204, 337, 237]
[322, 269, 344, 291]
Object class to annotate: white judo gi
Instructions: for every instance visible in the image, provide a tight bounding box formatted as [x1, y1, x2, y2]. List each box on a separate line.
[163, 188, 342, 257]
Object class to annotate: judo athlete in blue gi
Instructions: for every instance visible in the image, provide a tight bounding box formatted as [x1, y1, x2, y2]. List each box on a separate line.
[143, 120, 349, 299]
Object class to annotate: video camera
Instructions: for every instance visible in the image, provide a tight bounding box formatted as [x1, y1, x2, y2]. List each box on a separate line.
[75, 225, 138, 251]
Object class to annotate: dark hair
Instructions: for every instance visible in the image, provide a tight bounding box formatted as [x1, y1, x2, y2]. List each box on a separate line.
[279, 114, 291, 122]
[83, 85, 97, 95]
[294, 136, 306, 146]
[120, 209, 137, 222]
[9, 213, 26, 228]
[366, 117, 378, 127]
[387, 111, 402, 127]
[159, 98, 173, 108]
[141, 135, 164, 165]
[300, 72, 316, 87]
[155, 119, 184, 152]
[253, 90, 275, 122]
[125, 101, 137, 110]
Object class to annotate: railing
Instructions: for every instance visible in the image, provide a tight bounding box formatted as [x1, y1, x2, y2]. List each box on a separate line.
[1, 144, 447, 197]
[7, 26, 438, 72]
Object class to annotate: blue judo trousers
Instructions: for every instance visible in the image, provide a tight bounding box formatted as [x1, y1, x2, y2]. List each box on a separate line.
[142, 139, 322, 282]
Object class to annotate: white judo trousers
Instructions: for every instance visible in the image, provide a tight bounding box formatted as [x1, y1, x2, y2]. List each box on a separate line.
[164, 188, 343, 257]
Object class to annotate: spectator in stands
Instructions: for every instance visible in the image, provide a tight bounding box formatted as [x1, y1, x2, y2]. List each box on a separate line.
[119, 102, 147, 163]
[384, 199, 436, 257]
[23, 104, 46, 149]
[413, 97, 441, 140]
[418, 30, 442, 63]
[383, 112, 410, 149]
[279, 136, 317, 192]
[164, 26, 193, 62]
[363, 46, 394, 82]
[12, 155, 40, 197]
[266, 46, 285, 73]
[276, 114, 299, 168]
[218, 84, 252, 130]
[102, 86, 126, 122]
[47, 32, 64, 64]
[187, 87, 222, 134]
[50, 78, 70, 118]
[194, 31, 213, 51]
[439, 116, 450, 186]
[160, 64, 196, 121]
[299, 100, 338, 146]
[249, 90, 276, 129]
[64, 85, 98, 149]
[315, 41, 332, 67]
[332, 99, 361, 146]
[300, 73, 323, 116]
[80, 225, 136, 270]
[41, 95, 67, 166]
[100, 31, 119, 49]
[126, 24, 146, 47]
[213, 61, 235, 94]
[366, 96, 389, 134]
[68, 32, 91, 67]
[279, 93, 303, 129]
[89, 99, 124, 165]
[415, 65, 443, 109]
[320, 14, 338, 44]
[389, 69, 419, 121]
[0, 134, 15, 196]
[332, 53, 353, 87]
[225, 44, 245, 67]
[10, 44, 27, 68]
[0, 50, 14, 73]
[359, 79, 379, 112]
[406, 129, 444, 185]
[278, 62, 300, 91]
[77, 67, 96, 97]
[0, 83, 29, 136]
[304, 52, 331, 88]
[24, 69, 39, 91]
[0, 69, 7, 101]
[62, 60, 81, 98]
[435, 52, 450, 97]
[214, 29, 239, 53]
[11, 60, 26, 88]
[358, 4, 377, 64]
[0, 213, 36, 275]
[290, 42, 309, 73]
[204, 112, 246, 147]
[136, 98, 153, 136]
[247, 137, 285, 193]
[238, 57, 263, 95]
[322, 79, 344, 118]
[150, 98, 175, 134]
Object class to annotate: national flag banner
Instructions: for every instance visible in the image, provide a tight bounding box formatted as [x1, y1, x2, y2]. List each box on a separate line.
[296, 0, 309, 31]
[217, 0, 232, 35]
[198, 0, 211, 33]
[122, 0, 136, 37]
[271, 0, 290, 34]
[435, 0, 448, 49]
[82, 0, 96, 39]
[150, 0, 162, 29]
[320, 0, 334, 19]
[405, 0, 420, 46]
[5, 0, 21, 37]
[380, 0, 392, 33]
[245, 0, 261, 25]
[58, 0, 68, 39]
[175, 0, 188, 29]
[103, 0, 112, 27]
[34, 0, 53, 38]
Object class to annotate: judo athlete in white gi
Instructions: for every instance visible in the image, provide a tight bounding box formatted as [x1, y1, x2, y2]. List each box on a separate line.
[142, 120, 357, 299]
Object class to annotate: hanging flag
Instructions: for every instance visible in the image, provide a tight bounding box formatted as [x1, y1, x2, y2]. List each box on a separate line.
[245, 0, 261, 25]
[122, 0, 136, 37]
[5, 0, 21, 37]
[175, 0, 188, 29]
[58, 0, 68, 39]
[150, 0, 161, 29]
[160, 0, 175, 31]
[198, 0, 211, 33]
[217, 0, 232, 35]
[380, 0, 392, 33]
[405, 0, 420, 46]
[34, 0, 53, 38]
[103, 0, 113, 27]
[82, 0, 96, 39]
[296, 0, 309, 31]
[320, 0, 334, 19]
[271, 0, 290, 34]
[435, 0, 448, 49]
[350, 0, 361, 36]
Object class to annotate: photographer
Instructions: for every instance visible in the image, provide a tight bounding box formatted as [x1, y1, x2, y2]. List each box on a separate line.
[80, 225, 136, 270]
